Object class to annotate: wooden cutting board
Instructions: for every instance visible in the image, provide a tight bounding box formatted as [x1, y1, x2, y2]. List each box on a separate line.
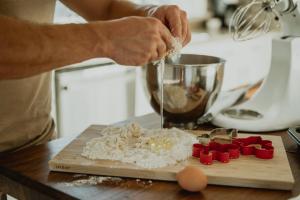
[49, 125, 295, 190]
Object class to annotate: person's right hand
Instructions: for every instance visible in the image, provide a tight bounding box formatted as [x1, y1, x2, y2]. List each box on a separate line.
[93, 16, 173, 66]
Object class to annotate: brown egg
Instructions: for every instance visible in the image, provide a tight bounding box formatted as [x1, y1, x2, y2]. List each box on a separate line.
[176, 166, 207, 192]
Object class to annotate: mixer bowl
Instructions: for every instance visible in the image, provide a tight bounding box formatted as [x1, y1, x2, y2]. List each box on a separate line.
[144, 54, 225, 128]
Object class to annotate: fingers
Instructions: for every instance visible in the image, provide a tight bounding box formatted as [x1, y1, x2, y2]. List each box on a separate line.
[180, 11, 191, 46]
[166, 6, 182, 39]
[156, 5, 191, 46]
[149, 38, 168, 62]
[158, 22, 174, 51]
[184, 24, 192, 46]
[156, 40, 167, 59]
[145, 17, 173, 61]
[150, 50, 159, 63]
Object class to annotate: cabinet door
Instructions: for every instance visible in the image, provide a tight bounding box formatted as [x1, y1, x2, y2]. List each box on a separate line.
[55, 64, 136, 137]
[134, 68, 154, 116]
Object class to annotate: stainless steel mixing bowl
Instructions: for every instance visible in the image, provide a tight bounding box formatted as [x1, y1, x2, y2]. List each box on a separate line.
[143, 54, 225, 128]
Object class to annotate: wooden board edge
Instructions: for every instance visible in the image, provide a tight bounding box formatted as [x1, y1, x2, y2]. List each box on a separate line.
[48, 160, 295, 191]
[49, 160, 176, 181]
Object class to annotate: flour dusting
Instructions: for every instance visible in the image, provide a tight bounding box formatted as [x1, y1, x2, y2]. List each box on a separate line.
[81, 123, 197, 169]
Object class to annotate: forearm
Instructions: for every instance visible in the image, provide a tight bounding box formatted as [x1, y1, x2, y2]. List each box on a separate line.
[0, 16, 107, 79]
[60, 0, 154, 21]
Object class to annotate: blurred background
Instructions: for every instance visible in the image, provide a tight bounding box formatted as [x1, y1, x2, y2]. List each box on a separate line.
[52, 0, 275, 138]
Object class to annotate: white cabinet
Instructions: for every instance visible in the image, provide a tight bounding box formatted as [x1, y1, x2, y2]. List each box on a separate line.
[54, 62, 145, 137]
[134, 68, 155, 116]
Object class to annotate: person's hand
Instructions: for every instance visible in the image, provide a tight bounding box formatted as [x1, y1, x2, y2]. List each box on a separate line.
[95, 16, 173, 66]
[145, 5, 191, 46]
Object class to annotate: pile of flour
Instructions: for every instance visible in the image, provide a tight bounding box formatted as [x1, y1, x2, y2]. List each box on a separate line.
[81, 123, 197, 169]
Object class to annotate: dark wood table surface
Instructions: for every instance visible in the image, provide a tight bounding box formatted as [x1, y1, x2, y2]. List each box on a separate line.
[0, 113, 299, 200]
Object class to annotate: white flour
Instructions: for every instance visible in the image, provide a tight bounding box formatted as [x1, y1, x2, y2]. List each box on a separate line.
[158, 37, 182, 128]
[168, 37, 182, 61]
[81, 123, 197, 169]
[159, 58, 165, 129]
[64, 176, 122, 187]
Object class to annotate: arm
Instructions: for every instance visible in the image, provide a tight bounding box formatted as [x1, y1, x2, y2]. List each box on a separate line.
[0, 15, 106, 79]
[0, 1, 187, 79]
[60, 0, 191, 45]
[0, 15, 173, 79]
[60, 0, 151, 21]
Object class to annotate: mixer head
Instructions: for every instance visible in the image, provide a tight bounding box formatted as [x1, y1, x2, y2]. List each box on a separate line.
[230, 0, 280, 41]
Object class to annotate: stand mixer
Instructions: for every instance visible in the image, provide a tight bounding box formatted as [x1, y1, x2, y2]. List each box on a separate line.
[212, 0, 300, 131]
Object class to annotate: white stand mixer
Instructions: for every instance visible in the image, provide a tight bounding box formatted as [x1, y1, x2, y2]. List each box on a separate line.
[212, 0, 300, 132]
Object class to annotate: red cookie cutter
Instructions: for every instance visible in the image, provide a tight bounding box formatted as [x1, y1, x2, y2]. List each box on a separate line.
[193, 136, 274, 165]
[192, 142, 240, 165]
[233, 136, 274, 159]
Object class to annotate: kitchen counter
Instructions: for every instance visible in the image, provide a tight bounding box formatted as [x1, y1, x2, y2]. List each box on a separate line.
[0, 113, 299, 200]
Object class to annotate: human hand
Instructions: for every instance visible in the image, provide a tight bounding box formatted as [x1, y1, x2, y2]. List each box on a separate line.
[145, 5, 191, 46]
[96, 16, 173, 66]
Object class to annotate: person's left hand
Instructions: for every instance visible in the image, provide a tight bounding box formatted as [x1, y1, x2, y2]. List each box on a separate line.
[145, 5, 191, 46]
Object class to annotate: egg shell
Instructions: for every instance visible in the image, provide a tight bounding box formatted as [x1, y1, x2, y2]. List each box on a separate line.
[176, 166, 207, 192]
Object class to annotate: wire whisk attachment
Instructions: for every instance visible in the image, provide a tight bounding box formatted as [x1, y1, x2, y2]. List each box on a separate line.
[229, 0, 278, 41]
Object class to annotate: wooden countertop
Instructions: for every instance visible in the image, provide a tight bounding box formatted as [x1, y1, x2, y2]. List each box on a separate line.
[0, 113, 299, 200]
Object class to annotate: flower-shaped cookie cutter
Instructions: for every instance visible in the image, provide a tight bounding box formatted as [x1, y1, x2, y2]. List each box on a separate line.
[193, 128, 239, 164]
[193, 142, 240, 165]
[233, 136, 274, 159]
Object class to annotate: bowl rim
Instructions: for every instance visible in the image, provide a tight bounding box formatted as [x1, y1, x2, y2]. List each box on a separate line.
[164, 53, 226, 67]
